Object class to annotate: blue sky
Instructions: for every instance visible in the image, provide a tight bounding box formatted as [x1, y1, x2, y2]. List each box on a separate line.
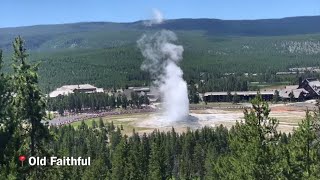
[1, 0, 319, 28]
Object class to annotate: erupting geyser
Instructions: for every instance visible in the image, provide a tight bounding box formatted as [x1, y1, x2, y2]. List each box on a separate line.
[137, 26, 189, 122]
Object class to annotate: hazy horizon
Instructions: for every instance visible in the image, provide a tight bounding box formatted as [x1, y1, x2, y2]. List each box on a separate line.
[1, 14, 320, 29]
[1, 0, 319, 28]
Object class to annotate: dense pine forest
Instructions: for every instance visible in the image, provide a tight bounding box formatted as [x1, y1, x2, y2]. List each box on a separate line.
[2, 17, 320, 92]
[30, 33, 320, 92]
[1, 37, 320, 179]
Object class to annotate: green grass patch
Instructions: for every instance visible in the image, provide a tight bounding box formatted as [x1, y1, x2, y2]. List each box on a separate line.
[70, 113, 153, 134]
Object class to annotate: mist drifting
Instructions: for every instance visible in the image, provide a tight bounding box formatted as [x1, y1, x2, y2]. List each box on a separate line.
[144, 8, 164, 26]
[137, 30, 189, 122]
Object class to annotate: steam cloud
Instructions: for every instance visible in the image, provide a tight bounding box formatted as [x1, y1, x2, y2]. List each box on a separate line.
[137, 30, 189, 122]
[144, 8, 164, 26]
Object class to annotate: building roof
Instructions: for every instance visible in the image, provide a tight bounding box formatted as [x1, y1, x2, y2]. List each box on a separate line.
[276, 72, 299, 75]
[60, 84, 97, 90]
[96, 88, 104, 93]
[304, 78, 320, 95]
[308, 80, 320, 89]
[204, 78, 320, 99]
[49, 89, 73, 97]
[49, 84, 101, 97]
[279, 88, 308, 99]
[283, 85, 299, 90]
[204, 91, 274, 97]
[128, 87, 150, 92]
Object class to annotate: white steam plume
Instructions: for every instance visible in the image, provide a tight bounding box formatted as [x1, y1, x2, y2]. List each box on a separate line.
[137, 30, 189, 122]
[144, 8, 164, 26]
[152, 9, 164, 24]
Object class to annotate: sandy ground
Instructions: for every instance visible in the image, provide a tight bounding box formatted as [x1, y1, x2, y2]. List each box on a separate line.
[89, 103, 311, 134]
[66, 101, 318, 134]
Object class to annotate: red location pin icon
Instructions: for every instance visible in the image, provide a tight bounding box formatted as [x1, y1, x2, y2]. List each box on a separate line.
[19, 155, 26, 166]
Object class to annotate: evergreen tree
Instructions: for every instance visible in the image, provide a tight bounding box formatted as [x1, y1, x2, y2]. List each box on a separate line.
[226, 91, 232, 102]
[91, 120, 97, 129]
[138, 95, 144, 107]
[131, 92, 139, 108]
[288, 111, 320, 179]
[0, 49, 8, 120]
[193, 93, 200, 104]
[143, 94, 150, 105]
[204, 143, 218, 179]
[179, 130, 194, 179]
[82, 159, 109, 180]
[110, 127, 122, 151]
[213, 95, 280, 179]
[11, 37, 51, 177]
[116, 95, 122, 108]
[0, 49, 11, 159]
[98, 117, 105, 128]
[232, 92, 240, 104]
[193, 143, 205, 179]
[125, 130, 143, 180]
[289, 91, 295, 102]
[121, 95, 128, 109]
[148, 136, 164, 180]
[141, 133, 150, 179]
[273, 90, 280, 103]
[0, 49, 17, 179]
[109, 95, 116, 108]
[111, 137, 127, 180]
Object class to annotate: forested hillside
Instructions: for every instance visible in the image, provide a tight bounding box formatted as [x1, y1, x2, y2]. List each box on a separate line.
[2, 15, 320, 51]
[1, 16, 320, 91]
[31, 33, 320, 91]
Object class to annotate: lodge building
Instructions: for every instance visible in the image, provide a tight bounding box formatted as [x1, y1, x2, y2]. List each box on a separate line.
[203, 78, 320, 102]
[204, 91, 274, 102]
[49, 84, 104, 98]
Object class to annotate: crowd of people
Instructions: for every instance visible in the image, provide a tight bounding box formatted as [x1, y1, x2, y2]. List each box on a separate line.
[49, 107, 156, 126]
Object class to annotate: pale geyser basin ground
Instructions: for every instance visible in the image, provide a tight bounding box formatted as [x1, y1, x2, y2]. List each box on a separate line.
[104, 105, 306, 134]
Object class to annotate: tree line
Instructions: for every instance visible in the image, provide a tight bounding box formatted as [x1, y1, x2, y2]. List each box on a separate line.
[47, 92, 150, 115]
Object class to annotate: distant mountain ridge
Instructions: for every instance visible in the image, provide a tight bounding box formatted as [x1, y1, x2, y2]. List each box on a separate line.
[151, 16, 320, 36]
[1, 15, 320, 51]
